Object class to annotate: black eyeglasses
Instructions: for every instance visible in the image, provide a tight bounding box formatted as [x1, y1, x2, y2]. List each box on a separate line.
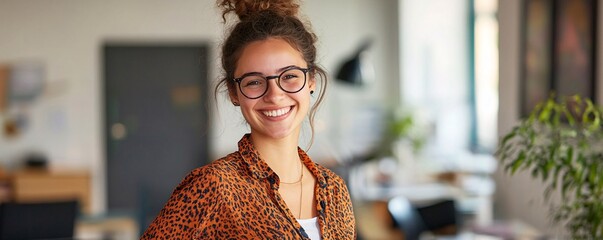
[233, 66, 309, 99]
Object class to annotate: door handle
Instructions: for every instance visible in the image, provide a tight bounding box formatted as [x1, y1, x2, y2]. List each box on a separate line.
[111, 123, 127, 140]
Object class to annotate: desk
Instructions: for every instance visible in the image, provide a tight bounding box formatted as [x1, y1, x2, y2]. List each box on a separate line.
[76, 214, 139, 240]
[0, 169, 91, 214]
[348, 156, 495, 226]
[355, 200, 541, 240]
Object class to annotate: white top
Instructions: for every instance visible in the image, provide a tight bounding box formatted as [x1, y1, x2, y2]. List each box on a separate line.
[296, 217, 322, 240]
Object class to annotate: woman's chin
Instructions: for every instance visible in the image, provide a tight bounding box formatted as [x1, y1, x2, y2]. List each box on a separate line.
[253, 127, 297, 140]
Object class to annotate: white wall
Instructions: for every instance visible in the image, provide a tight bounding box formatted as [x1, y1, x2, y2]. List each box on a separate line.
[496, 0, 603, 235]
[304, 0, 400, 162]
[0, 0, 399, 213]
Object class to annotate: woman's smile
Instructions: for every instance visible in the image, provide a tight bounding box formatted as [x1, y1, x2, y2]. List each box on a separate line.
[261, 106, 293, 118]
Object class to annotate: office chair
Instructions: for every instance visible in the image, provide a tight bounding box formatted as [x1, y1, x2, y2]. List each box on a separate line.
[0, 200, 79, 240]
[416, 199, 458, 235]
[388, 196, 427, 240]
[388, 197, 459, 240]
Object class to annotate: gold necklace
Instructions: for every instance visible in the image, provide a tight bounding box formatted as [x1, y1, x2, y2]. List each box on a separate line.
[280, 161, 304, 219]
[280, 163, 304, 184]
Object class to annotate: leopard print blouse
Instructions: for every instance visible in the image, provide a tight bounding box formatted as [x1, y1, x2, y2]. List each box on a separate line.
[141, 134, 356, 239]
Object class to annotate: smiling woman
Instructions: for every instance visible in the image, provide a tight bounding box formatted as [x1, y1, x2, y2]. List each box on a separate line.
[140, 0, 356, 239]
[232, 38, 314, 142]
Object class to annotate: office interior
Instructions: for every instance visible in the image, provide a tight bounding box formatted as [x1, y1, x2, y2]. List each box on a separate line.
[1, 0, 601, 239]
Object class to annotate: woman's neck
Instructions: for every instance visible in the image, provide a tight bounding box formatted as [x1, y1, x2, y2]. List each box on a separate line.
[250, 133, 302, 182]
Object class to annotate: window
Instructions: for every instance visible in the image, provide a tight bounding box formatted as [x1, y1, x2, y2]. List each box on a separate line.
[399, 0, 498, 154]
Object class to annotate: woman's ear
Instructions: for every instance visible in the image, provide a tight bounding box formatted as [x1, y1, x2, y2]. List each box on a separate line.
[229, 90, 240, 106]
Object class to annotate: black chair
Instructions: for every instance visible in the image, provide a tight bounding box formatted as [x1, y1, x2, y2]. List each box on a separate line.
[388, 197, 458, 240]
[388, 196, 427, 240]
[416, 199, 458, 235]
[0, 200, 79, 240]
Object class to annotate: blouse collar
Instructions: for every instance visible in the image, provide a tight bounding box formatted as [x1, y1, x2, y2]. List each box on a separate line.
[237, 134, 327, 187]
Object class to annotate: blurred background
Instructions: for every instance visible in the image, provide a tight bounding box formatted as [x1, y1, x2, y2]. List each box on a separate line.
[0, 0, 601, 239]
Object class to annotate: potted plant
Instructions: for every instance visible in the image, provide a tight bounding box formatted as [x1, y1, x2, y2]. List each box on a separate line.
[496, 95, 603, 238]
[375, 108, 427, 158]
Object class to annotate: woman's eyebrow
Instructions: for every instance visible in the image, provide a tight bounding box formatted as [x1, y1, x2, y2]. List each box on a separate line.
[277, 65, 297, 72]
[239, 71, 263, 77]
[239, 65, 300, 77]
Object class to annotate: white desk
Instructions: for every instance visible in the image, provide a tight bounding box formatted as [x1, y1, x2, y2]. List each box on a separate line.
[348, 155, 495, 226]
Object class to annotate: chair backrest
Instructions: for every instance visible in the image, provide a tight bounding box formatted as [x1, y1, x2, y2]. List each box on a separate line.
[387, 196, 427, 240]
[416, 199, 458, 233]
[0, 200, 79, 240]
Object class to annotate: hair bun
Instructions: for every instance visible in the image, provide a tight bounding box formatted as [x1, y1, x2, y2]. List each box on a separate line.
[218, 0, 300, 21]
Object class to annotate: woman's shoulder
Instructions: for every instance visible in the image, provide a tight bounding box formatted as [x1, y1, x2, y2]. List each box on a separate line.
[177, 152, 244, 191]
[141, 153, 244, 238]
[192, 152, 242, 174]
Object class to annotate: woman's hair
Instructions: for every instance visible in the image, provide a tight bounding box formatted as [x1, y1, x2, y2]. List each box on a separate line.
[215, 0, 327, 146]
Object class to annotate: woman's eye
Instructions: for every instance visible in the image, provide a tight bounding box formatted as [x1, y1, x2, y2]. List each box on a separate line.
[282, 74, 299, 80]
[243, 79, 264, 87]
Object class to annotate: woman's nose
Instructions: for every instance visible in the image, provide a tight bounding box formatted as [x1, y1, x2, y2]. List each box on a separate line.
[263, 78, 285, 101]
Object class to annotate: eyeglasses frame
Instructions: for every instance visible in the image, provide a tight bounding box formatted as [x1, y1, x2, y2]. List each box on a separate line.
[233, 66, 310, 99]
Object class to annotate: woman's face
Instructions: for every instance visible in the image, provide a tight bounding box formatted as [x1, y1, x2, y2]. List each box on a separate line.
[232, 38, 315, 140]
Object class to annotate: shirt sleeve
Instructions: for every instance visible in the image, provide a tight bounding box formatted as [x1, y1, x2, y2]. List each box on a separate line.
[331, 174, 357, 239]
[140, 167, 220, 239]
[341, 180, 357, 239]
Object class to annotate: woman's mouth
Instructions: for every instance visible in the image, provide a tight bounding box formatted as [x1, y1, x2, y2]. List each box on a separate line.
[262, 106, 292, 117]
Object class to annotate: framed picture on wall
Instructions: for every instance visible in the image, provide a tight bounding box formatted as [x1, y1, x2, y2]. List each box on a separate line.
[521, 0, 597, 118]
[521, 0, 554, 118]
[552, 0, 597, 102]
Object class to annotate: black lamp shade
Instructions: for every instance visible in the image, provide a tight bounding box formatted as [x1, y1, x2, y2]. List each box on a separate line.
[336, 55, 363, 85]
[335, 40, 373, 86]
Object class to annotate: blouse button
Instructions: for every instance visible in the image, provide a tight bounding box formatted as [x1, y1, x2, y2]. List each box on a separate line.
[268, 177, 279, 189]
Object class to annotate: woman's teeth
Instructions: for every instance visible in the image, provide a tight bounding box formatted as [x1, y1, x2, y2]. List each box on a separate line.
[263, 107, 291, 117]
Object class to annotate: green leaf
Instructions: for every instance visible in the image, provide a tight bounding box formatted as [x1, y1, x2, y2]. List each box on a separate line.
[563, 103, 577, 126]
[539, 100, 553, 123]
[589, 166, 597, 186]
[566, 146, 574, 164]
[543, 160, 554, 181]
[510, 151, 526, 174]
[583, 99, 601, 131]
[500, 131, 517, 147]
[562, 171, 573, 199]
